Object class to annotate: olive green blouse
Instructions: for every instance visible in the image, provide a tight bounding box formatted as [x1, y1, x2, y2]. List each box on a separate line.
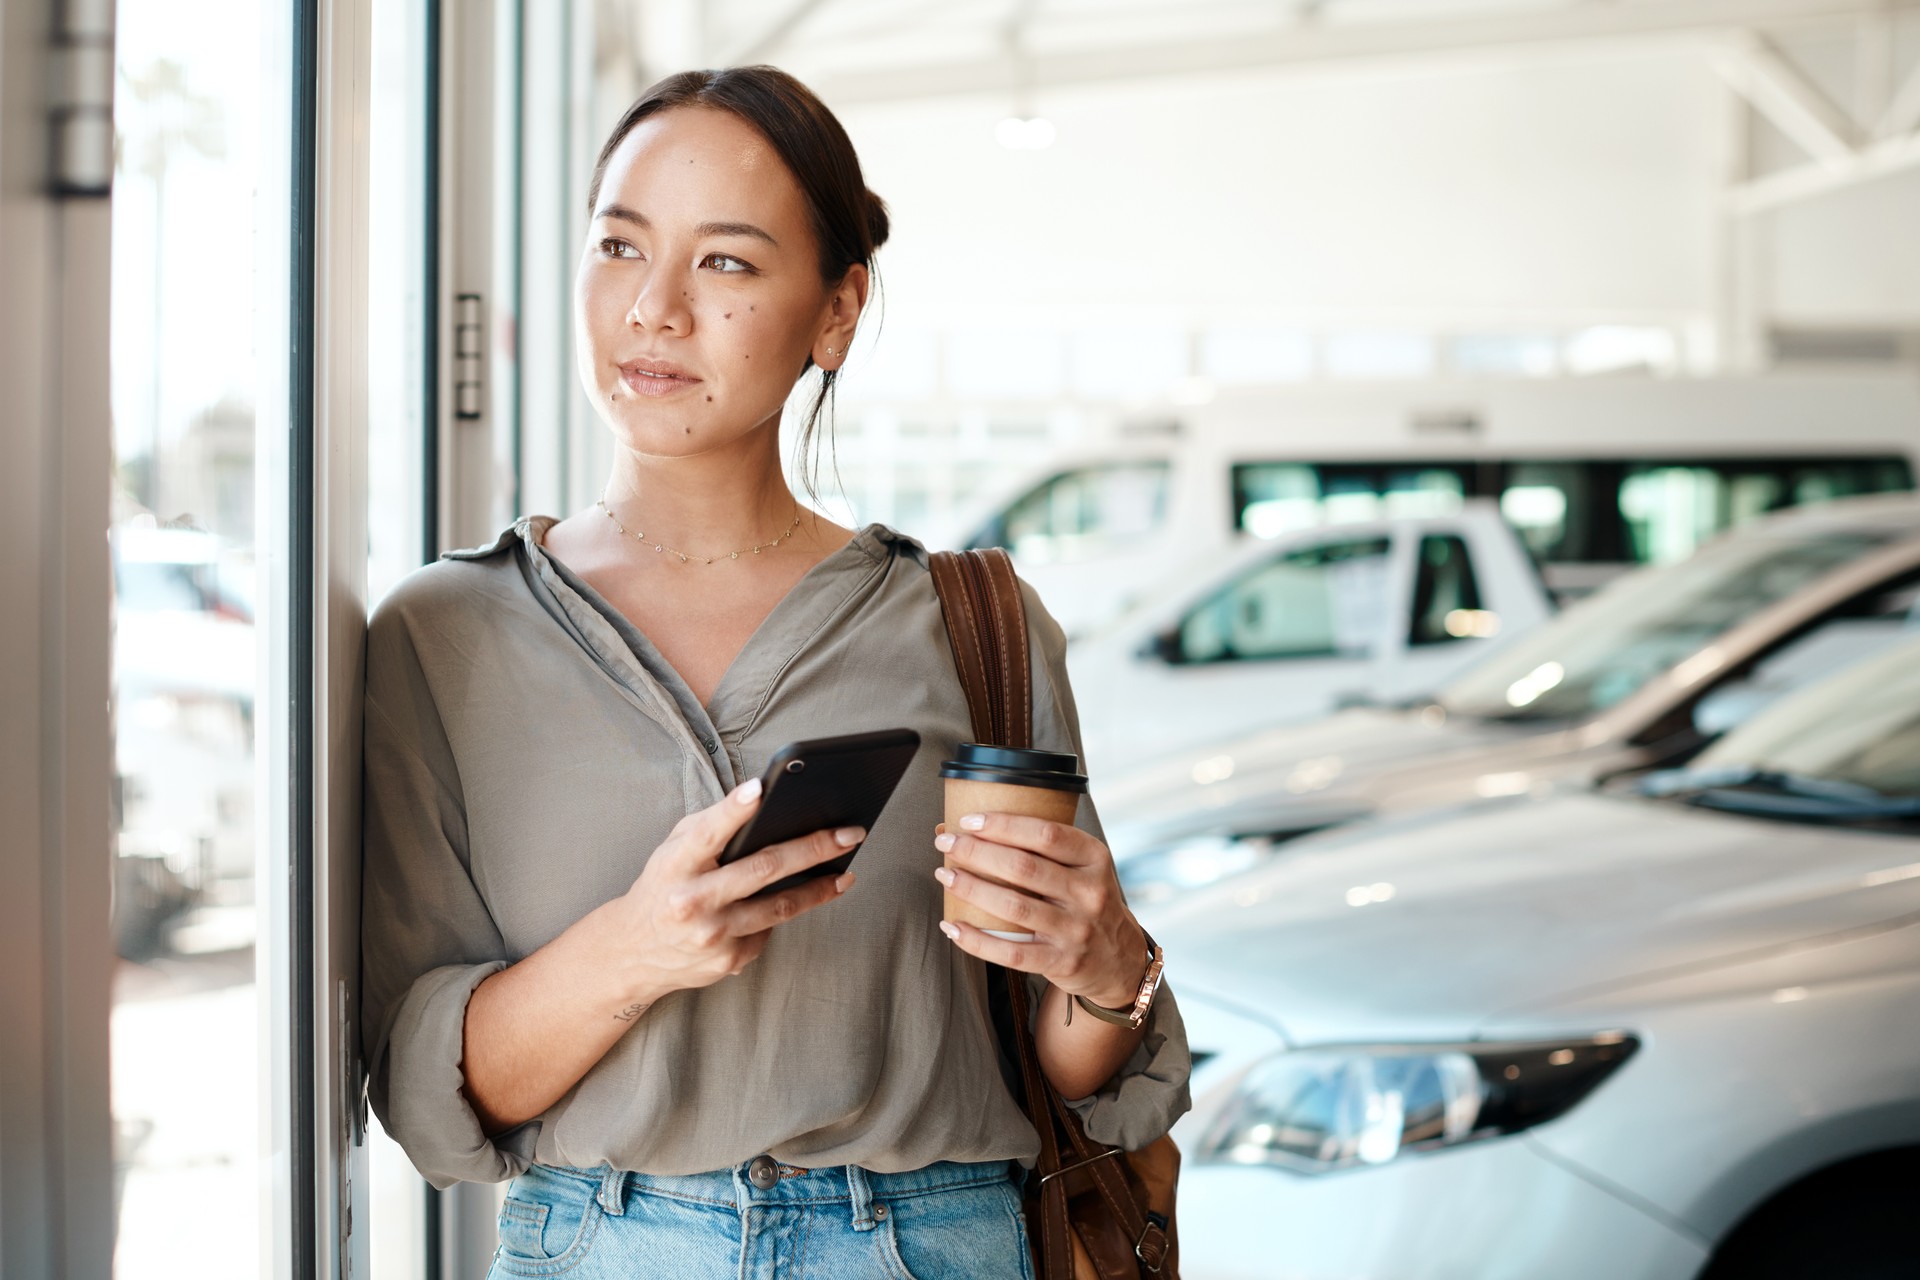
[359, 515, 1190, 1189]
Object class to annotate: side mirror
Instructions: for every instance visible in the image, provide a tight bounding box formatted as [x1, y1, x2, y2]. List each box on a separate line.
[1138, 626, 1184, 665]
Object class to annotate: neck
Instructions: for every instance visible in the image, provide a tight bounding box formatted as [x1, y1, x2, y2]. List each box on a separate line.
[601, 422, 808, 556]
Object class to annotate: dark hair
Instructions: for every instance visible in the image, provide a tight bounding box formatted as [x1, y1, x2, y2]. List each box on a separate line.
[587, 65, 889, 503]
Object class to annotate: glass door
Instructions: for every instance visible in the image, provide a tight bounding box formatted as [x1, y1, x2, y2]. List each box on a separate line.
[106, 1, 277, 1275]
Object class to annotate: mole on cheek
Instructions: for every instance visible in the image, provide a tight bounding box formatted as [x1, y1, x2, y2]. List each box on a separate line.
[724, 312, 732, 319]
[704, 394, 712, 402]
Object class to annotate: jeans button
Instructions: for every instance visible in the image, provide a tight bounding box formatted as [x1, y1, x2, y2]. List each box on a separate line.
[747, 1154, 779, 1190]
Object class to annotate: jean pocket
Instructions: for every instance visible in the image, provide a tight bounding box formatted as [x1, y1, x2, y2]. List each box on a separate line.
[882, 1178, 1033, 1280]
[490, 1167, 604, 1277]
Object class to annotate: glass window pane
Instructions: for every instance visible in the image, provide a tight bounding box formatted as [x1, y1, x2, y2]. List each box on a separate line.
[109, 1, 265, 1274]
[996, 463, 1170, 564]
[1067, 326, 1188, 399]
[1202, 327, 1313, 384]
[1233, 462, 1467, 537]
[1323, 331, 1435, 379]
[1409, 534, 1489, 646]
[1179, 538, 1392, 663]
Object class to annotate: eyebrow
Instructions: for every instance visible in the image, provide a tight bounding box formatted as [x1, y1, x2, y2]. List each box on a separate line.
[594, 203, 779, 247]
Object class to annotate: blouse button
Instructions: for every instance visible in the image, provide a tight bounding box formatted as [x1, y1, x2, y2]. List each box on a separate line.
[702, 738, 718, 752]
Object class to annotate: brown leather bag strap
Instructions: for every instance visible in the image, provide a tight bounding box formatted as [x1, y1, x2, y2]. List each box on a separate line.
[1005, 967, 1077, 1280]
[976, 548, 1032, 750]
[928, 551, 995, 745]
[930, 546, 1133, 1280]
[928, 548, 1031, 749]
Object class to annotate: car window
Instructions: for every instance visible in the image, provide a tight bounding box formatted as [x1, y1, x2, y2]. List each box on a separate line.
[1694, 634, 1920, 796]
[1408, 533, 1490, 646]
[973, 462, 1170, 564]
[1436, 527, 1901, 722]
[1233, 461, 1467, 539]
[1177, 537, 1391, 663]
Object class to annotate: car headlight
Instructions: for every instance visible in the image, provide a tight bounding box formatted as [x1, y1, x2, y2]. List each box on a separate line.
[1196, 1034, 1639, 1174]
[1117, 833, 1290, 903]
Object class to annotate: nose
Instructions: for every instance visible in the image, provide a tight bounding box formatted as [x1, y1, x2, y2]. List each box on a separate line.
[626, 260, 693, 335]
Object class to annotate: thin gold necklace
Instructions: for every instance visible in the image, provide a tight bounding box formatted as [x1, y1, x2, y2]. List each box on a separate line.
[595, 494, 803, 565]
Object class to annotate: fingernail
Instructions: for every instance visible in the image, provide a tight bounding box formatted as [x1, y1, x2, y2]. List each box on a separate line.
[934, 867, 955, 887]
[939, 920, 960, 941]
[735, 777, 762, 804]
[834, 826, 866, 848]
[933, 832, 956, 852]
[834, 872, 855, 893]
[959, 813, 985, 830]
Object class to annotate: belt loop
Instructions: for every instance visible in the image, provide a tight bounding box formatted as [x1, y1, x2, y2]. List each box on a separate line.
[846, 1164, 877, 1232]
[597, 1166, 630, 1216]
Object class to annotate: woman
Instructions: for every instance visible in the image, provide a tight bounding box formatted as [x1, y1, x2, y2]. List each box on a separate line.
[361, 65, 1189, 1279]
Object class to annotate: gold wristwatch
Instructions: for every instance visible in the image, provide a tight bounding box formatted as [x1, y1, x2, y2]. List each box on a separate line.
[1071, 930, 1165, 1031]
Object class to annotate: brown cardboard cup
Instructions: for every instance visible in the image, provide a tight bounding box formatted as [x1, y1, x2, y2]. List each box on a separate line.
[940, 744, 1089, 942]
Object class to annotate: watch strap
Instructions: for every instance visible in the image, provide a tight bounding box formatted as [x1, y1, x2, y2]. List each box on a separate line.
[1071, 932, 1164, 1029]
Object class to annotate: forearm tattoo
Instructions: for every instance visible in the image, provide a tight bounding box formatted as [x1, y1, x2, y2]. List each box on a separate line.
[613, 1001, 652, 1023]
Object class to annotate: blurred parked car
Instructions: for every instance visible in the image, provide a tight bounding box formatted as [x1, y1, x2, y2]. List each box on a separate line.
[111, 523, 257, 958]
[1153, 633, 1920, 1280]
[1103, 494, 1920, 899]
[948, 374, 1920, 635]
[1068, 502, 1552, 776]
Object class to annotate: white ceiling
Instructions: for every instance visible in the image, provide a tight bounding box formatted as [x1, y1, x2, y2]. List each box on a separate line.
[612, 0, 1917, 103]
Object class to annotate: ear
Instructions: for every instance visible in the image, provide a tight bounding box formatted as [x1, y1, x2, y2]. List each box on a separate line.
[813, 263, 870, 369]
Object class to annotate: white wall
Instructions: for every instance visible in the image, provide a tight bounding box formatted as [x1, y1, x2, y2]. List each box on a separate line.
[835, 47, 1727, 334]
[1767, 170, 1920, 326]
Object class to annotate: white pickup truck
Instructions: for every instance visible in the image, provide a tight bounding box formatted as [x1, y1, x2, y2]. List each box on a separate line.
[1065, 502, 1553, 779]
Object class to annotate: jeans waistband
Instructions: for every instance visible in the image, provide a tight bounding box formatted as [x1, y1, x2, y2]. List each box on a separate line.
[529, 1156, 1021, 1225]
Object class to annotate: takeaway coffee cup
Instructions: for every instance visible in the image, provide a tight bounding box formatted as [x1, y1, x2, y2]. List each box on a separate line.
[940, 743, 1090, 942]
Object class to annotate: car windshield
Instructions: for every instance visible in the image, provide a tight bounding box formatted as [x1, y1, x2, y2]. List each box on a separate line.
[1681, 635, 1920, 800]
[1435, 526, 1896, 722]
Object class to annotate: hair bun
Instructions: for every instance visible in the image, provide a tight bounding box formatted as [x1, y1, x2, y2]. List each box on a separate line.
[864, 189, 892, 254]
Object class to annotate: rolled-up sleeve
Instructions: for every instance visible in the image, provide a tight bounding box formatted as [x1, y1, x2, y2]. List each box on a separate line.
[1019, 579, 1193, 1149]
[360, 594, 536, 1188]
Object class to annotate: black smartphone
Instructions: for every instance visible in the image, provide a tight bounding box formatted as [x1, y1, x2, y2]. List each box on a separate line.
[718, 727, 922, 895]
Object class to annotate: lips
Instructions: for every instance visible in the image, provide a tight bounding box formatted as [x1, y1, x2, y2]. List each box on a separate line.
[619, 357, 701, 397]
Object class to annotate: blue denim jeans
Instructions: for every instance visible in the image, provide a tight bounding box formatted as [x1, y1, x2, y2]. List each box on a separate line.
[485, 1157, 1036, 1279]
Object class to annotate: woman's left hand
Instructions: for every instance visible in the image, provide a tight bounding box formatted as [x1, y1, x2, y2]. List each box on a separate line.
[934, 813, 1147, 1010]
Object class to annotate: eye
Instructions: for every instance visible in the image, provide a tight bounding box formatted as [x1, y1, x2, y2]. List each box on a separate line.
[702, 252, 754, 274]
[598, 237, 638, 259]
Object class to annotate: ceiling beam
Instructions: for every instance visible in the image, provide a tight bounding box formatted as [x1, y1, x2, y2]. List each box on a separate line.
[1879, 55, 1920, 137]
[804, 0, 1920, 104]
[1728, 124, 1920, 212]
[1711, 33, 1859, 163]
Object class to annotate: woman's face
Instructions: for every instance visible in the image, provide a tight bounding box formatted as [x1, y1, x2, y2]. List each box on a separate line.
[575, 105, 862, 459]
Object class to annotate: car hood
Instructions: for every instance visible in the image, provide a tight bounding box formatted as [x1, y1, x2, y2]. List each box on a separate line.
[1097, 707, 1544, 859]
[1144, 791, 1920, 1045]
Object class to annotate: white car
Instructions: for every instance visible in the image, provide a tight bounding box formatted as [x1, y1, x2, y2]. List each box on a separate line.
[1152, 635, 1920, 1279]
[1067, 503, 1552, 778]
[945, 374, 1920, 635]
[110, 524, 257, 955]
[1102, 494, 1920, 895]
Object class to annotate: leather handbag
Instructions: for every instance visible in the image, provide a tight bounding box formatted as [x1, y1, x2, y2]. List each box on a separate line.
[928, 546, 1181, 1280]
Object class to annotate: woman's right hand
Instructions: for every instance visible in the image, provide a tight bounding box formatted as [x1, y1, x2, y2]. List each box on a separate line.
[614, 776, 860, 1000]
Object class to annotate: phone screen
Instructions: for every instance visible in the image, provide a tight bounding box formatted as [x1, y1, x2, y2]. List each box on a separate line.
[718, 727, 922, 895]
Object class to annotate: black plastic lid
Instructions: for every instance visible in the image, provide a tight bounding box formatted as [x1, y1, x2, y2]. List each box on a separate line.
[939, 742, 1088, 793]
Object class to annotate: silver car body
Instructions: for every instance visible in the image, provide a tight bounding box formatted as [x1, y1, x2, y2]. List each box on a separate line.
[1102, 496, 1920, 883]
[1152, 644, 1920, 1277]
